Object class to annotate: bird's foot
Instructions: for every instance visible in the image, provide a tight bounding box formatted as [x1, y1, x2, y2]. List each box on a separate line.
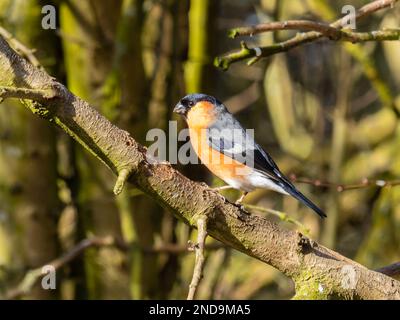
[234, 203, 246, 211]
[233, 192, 250, 216]
[235, 191, 248, 205]
[232, 204, 251, 220]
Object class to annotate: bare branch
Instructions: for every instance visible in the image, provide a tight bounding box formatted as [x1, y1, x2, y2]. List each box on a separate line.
[230, 21, 400, 43]
[5, 236, 225, 300]
[187, 217, 208, 300]
[290, 175, 400, 192]
[6, 236, 117, 299]
[0, 86, 57, 102]
[229, 20, 351, 39]
[354, 0, 398, 21]
[215, 0, 399, 70]
[0, 26, 41, 68]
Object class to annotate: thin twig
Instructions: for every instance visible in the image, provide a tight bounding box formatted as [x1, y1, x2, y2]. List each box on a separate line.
[187, 217, 208, 300]
[215, 0, 399, 69]
[6, 236, 118, 299]
[290, 174, 400, 192]
[0, 26, 41, 68]
[229, 20, 400, 43]
[5, 236, 224, 299]
[229, 20, 351, 39]
[0, 86, 57, 103]
[245, 204, 310, 236]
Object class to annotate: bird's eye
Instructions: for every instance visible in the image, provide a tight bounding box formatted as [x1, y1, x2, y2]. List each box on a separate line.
[188, 101, 194, 107]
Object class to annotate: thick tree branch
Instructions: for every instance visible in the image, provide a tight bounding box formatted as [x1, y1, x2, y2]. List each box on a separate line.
[215, 0, 399, 70]
[0, 34, 399, 299]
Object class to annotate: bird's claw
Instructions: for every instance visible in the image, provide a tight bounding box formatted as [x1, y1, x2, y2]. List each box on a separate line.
[235, 202, 244, 209]
[235, 199, 243, 206]
[232, 203, 250, 219]
[234, 201, 249, 213]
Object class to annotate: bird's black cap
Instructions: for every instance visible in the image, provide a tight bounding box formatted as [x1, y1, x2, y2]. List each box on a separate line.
[174, 93, 222, 115]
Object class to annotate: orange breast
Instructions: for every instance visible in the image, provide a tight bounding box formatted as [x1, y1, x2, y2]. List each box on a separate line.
[188, 127, 251, 181]
[187, 100, 251, 180]
[187, 101, 216, 129]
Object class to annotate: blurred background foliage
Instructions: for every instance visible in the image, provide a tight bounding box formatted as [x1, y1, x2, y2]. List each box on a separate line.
[0, 0, 399, 299]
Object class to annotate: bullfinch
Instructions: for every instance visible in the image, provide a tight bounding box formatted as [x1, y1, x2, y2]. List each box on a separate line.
[174, 93, 326, 218]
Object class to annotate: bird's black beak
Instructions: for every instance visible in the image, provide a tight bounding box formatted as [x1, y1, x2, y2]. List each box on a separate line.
[173, 102, 187, 115]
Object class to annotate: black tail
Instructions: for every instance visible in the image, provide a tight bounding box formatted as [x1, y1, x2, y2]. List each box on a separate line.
[278, 179, 326, 219]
